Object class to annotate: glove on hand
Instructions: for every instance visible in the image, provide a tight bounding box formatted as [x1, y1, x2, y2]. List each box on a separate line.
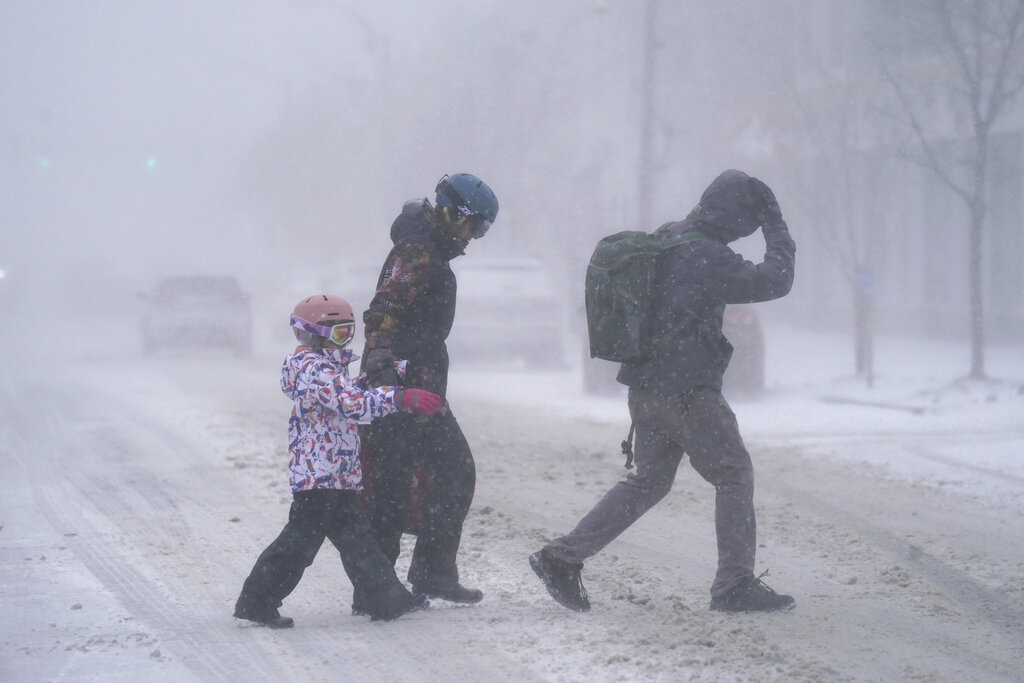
[365, 348, 401, 387]
[751, 177, 784, 231]
[394, 388, 442, 415]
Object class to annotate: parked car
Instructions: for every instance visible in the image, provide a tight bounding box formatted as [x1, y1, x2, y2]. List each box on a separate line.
[140, 275, 252, 355]
[581, 305, 765, 397]
[447, 257, 566, 366]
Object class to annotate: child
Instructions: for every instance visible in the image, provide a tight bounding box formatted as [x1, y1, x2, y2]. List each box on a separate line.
[234, 294, 442, 627]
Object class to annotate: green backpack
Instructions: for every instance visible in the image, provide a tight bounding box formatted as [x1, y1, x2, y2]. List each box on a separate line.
[584, 224, 702, 363]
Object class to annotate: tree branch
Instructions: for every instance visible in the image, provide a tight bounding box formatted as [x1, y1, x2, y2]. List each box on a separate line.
[878, 59, 971, 204]
[982, 1, 1024, 124]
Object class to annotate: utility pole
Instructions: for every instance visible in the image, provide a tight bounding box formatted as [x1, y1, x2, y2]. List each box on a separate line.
[637, 0, 657, 230]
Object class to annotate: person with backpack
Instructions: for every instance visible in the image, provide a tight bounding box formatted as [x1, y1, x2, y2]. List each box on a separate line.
[359, 173, 498, 607]
[530, 169, 797, 613]
[233, 294, 440, 627]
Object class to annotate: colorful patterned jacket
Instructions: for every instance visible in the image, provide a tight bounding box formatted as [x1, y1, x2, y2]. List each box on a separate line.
[362, 198, 464, 398]
[281, 346, 402, 493]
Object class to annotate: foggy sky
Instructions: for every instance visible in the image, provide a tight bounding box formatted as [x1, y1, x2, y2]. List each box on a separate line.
[5, 0, 1016, 358]
[2, 1, 802, 297]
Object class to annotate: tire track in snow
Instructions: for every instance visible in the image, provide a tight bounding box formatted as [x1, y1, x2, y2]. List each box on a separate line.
[757, 448, 1024, 680]
[905, 444, 1024, 486]
[773, 476, 1024, 632]
[7, 380, 300, 681]
[67, 364, 515, 682]
[32, 479, 240, 681]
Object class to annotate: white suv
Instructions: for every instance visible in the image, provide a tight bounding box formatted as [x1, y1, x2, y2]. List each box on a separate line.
[448, 257, 566, 367]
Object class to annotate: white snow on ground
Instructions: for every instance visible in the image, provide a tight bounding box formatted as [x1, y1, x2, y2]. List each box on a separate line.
[1, 323, 1022, 682]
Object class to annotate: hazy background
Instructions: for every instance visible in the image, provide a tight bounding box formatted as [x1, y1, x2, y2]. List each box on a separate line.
[2, 0, 1021, 372]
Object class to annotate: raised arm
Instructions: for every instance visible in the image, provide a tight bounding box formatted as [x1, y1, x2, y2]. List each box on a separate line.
[709, 220, 795, 305]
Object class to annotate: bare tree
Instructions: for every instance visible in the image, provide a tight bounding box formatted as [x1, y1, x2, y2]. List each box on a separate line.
[772, 25, 895, 387]
[874, 0, 1024, 379]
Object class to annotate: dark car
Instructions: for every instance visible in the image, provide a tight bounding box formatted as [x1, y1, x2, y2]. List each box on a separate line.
[140, 276, 252, 355]
[581, 305, 765, 397]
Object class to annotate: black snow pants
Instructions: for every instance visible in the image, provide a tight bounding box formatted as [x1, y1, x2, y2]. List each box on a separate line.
[236, 489, 412, 619]
[363, 409, 476, 591]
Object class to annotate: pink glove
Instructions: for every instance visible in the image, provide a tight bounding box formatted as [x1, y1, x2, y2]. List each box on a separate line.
[395, 388, 442, 415]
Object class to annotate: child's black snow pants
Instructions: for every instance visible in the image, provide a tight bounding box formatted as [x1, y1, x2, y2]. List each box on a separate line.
[236, 488, 412, 620]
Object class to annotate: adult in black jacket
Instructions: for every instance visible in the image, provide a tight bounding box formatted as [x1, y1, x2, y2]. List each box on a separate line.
[360, 173, 498, 605]
[531, 169, 797, 613]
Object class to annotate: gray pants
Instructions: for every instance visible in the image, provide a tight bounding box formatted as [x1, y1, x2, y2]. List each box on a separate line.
[544, 386, 755, 596]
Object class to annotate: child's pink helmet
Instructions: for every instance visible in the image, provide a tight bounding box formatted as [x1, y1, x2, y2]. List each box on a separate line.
[291, 294, 355, 346]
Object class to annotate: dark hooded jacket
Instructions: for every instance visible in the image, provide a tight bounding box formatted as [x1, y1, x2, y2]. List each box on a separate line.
[362, 199, 465, 398]
[616, 170, 796, 395]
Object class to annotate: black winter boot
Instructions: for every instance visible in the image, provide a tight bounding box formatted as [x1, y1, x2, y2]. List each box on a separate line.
[374, 592, 430, 621]
[411, 583, 483, 604]
[234, 596, 295, 628]
[710, 570, 795, 613]
[353, 587, 430, 621]
[529, 549, 589, 612]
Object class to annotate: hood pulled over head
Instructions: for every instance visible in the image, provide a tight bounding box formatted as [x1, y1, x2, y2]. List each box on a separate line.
[685, 169, 775, 243]
[389, 197, 466, 260]
[390, 198, 432, 244]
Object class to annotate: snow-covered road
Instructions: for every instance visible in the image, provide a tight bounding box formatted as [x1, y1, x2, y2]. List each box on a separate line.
[2, 335, 1023, 681]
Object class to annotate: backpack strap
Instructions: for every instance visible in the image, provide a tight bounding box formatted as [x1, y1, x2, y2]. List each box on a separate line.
[621, 421, 636, 470]
[649, 231, 707, 351]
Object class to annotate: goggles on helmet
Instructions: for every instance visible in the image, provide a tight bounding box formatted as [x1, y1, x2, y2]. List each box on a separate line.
[437, 176, 491, 239]
[290, 315, 356, 347]
[465, 214, 491, 238]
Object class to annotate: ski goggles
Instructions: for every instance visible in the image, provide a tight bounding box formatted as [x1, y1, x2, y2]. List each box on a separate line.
[437, 176, 491, 239]
[464, 214, 491, 239]
[290, 315, 356, 347]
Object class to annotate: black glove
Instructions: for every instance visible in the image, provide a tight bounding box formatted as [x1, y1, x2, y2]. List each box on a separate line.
[364, 347, 401, 387]
[751, 177, 784, 231]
